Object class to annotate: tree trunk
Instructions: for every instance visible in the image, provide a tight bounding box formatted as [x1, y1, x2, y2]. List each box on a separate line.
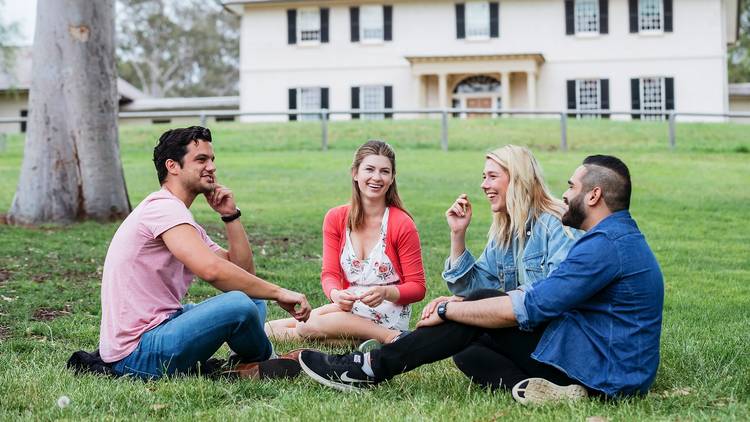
[8, 0, 130, 225]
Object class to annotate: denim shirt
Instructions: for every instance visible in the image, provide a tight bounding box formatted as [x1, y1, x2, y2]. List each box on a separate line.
[508, 211, 664, 397]
[443, 212, 581, 296]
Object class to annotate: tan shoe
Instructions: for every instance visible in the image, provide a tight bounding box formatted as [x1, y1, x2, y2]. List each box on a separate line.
[511, 378, 588, 406]
[278, 348, 305, 362]
[222, 358, 301, 380]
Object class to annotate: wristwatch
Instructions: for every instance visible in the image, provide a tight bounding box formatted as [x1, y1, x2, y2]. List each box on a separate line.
[437, 301, 449, 321]
[221, 207, 241, 223]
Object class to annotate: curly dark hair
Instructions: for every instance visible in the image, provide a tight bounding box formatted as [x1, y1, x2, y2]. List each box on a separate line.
[153, 126, 213, 184]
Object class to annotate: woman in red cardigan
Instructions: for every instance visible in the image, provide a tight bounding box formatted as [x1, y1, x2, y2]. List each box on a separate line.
[265, 140, 426, 345]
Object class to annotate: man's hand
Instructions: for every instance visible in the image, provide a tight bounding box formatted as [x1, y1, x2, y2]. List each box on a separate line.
[330, 288, 358, 312]
[359, 286, 390, 307]
[416, 306, 445, 328]
[205, 184, 238, 216]
[420, 295, 463, 320]
[276, 289, 312, 322]
[446, 194, 472, 234]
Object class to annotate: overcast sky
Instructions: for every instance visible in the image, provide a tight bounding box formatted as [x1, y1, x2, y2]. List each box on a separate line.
[2, 0, 37, 46]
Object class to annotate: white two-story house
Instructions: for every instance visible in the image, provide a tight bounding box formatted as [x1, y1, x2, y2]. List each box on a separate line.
[224, 0, 740, 121]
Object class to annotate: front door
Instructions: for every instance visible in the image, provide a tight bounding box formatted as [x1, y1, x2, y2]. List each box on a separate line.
[466, 97, 493, 118]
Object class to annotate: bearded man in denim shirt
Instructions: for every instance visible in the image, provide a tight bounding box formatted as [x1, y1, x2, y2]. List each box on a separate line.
[299, 155, 664, 405]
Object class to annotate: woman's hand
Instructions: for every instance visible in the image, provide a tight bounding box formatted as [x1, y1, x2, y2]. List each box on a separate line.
[420, 295, 464, 320]
[359, 286, 398, 307]
[330, 288, 358, 312]
[446, 194, 472, 234]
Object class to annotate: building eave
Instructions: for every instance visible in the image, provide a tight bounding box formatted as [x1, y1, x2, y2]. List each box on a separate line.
[406, 53, 545, 65]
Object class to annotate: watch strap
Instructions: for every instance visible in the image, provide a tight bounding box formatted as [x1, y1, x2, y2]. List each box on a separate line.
[221, 208, 241, 223]
[437, 301, 449, 321]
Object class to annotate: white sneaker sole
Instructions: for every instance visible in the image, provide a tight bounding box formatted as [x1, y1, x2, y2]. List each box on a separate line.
[298, 354, 371, 393]
[512, 377, 588, 406]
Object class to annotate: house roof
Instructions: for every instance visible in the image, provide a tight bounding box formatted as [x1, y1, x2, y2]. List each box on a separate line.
[729, 83, 750, 98]
[0, 47, 149, 103]
[120, 96, 240, 112]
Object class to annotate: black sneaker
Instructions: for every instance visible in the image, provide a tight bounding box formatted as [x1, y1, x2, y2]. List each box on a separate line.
[299, 350, 376, 392]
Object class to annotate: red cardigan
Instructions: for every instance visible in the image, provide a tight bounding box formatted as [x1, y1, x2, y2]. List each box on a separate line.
[321, 205, 426, 305]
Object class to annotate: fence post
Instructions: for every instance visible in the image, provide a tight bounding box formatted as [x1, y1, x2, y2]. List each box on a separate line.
[199, 112, 207, 127]
[441, 110, 449, 151]
[668, 112, 676, 150]
[321, 109, 329, 151]
[559, 112, 568, 152]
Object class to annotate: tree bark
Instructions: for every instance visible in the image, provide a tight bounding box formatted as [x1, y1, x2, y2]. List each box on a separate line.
[8, 0, 131, 225]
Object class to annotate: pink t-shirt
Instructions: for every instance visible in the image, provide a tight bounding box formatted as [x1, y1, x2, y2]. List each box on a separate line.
[98, 188, 221, 362]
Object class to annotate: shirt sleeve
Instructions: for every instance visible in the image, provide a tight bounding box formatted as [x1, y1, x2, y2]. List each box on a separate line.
[320, 208, 345, 300]
[393, 220, 426, 305]
[442, 238, 501, 297]
[519, 232, 621, 330]
[141, 198, 199, 239]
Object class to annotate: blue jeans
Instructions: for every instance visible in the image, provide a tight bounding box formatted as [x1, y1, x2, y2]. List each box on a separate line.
[112, 291, 272, 379]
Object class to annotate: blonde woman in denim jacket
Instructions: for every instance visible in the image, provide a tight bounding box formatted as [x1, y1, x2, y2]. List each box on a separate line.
[440, 145, 581, 299]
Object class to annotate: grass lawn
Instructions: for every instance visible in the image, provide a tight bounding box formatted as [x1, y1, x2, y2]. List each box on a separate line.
[0, 118, 748, 420]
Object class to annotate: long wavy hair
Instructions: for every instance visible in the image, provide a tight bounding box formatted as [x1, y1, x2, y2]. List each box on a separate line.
[486, 145, 567, 250]
[348, 140, 409, 230]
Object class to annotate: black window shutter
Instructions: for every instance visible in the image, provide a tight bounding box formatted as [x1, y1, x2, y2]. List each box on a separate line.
[628, 0, 638, 33]
[350, 7, 360, 42]
[490, 2, 499, 38]
[565, 0, 574, 35]
[288, 88, 297, 121]
[287, 9, 297, 44]
[664, 0, 673, 32]
[567, 80, 577, 117]
[665, 77, 675, 111]
[600, 79, 610, 119]
[351, 87, 360, 119]
[20, 109, 28, 133]
[456, 4, 465, 39]
[599, 0, 608, 34]
[321, 87, 329, 110]
[384, 85, 393, 119]
[631, 78, 641, 120]
[321, 8, 329, 43]
[384, 5, 393, 41]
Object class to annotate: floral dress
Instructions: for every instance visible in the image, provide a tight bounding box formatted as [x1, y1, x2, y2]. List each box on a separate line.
[340, 207, 411, 331]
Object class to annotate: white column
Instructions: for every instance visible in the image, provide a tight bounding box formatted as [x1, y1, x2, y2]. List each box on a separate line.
[526, 71, 537, 110]
[438, 73, 448, 109]
[412, 74, 424, 111]
[501, 72, 511, 115]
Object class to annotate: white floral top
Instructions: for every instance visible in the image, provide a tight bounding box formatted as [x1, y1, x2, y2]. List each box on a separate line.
[340, 207, 411, 331]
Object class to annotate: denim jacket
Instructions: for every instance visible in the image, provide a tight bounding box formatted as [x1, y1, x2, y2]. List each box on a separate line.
[443, 212, 581, 296]
[508, 211, 664, 397]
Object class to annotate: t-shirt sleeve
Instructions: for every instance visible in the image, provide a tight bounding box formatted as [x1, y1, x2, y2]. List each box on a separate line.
[141, 198, 201, 239]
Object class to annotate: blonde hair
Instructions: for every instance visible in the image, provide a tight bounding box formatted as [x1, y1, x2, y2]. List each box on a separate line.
[486, 145, 566, 250]
[348, 140, 410, 231]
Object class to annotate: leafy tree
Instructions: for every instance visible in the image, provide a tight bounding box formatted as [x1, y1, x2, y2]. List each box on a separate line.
[729, 0, 750, 83]
[0, 0, 21, 72]
[116, 0, 239, 97]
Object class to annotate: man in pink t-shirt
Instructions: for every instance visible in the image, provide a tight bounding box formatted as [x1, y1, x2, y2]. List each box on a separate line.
[98, 126, 311, 379]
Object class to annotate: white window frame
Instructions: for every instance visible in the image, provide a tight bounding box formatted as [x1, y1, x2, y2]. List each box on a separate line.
[360, 5, 384, 43]
[640, 77, 666, 121]
[298, 87, 322, 121]
[465, 1, 490, 40]
[360, 85, 386, 120]
[575, 79, 601, 119]
[297, 8, 321, 45]
[638, 0, 663, 34]
[574, 0, 600, 36]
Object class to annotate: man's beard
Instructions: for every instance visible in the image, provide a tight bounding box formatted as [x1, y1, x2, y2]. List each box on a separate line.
[562, 193, 587, 230]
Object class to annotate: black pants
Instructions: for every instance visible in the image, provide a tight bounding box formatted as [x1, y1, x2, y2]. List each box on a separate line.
[370, 289, 577, 390]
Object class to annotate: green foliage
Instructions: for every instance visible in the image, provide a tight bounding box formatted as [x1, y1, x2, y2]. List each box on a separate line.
[0, 0, 21, 73]
[0, 119, 749, 419]
[729, 0, 750, 82]
[116, 0, 239, 97]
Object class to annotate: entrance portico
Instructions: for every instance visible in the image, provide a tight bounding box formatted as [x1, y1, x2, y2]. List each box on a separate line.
[406, 54, 544, 114]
